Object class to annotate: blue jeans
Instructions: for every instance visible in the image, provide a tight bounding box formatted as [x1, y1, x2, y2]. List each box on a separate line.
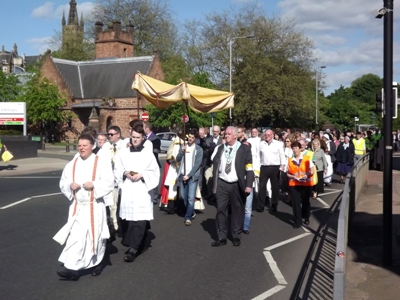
[179, 176, 198, 221]
[244, 188, 254, 231]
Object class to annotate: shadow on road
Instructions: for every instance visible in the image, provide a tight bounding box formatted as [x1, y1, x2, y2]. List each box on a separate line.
[0, 164, 17, 171]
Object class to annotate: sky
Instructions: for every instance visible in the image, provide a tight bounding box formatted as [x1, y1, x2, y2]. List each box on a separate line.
[1, 0, 399, 95]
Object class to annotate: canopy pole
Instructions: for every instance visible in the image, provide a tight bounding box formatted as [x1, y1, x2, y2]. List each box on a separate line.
[182, 101, 186, 176]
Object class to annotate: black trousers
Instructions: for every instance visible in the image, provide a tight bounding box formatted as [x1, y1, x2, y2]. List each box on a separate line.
[289, 185, 311, 226]
[215, 179, 245, 240]
[258, 165, 280, 209]
[122, 220, 149, 253]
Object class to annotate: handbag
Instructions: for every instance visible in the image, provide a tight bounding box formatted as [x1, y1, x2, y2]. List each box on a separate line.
[194, 198, 205, 211]
[2, 150, 13, 162]
[312, 166, 318, 186]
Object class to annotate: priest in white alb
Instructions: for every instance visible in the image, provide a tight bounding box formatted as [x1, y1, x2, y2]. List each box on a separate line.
[114, 124, 160, 262]
[55, 133, 114, 280]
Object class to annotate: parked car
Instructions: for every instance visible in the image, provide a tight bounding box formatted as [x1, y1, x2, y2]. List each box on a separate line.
[156, 132, 177, 153]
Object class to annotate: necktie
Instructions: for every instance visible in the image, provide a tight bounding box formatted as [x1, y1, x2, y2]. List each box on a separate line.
[113, 143, 117, 153]
[225, 147, 233, 174]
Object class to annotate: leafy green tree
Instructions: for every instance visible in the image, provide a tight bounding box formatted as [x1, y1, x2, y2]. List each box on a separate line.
[17, 71, 73, 126]
[351, 74, 382, 106]
[0, 71, 21, 102]
[180, 4, 316, 128]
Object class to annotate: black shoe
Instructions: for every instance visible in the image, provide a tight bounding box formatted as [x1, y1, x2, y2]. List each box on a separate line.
[293, 224, 300, 229]
[270, 205, 277, 213]
[233, 238, 241, 247]
[164, 207, 175, 214]
[124, 252, 136, 262]
[243, 230, 250, 234]
[211, 239, 227, 247]
[304, 219, 310, 225]
[57, 268, 79, 280]
[256, 208, 264, 212]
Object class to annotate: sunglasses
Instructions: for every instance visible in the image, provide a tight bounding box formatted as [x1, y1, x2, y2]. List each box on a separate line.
[108, 133, 117, 136]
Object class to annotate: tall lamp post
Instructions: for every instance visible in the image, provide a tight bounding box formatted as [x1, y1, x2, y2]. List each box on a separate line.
[229, 35, 255, 125]
[315, 65, 326, 126]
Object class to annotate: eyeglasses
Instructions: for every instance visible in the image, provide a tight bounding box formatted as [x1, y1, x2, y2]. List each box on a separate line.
[108, 133, 118, 136]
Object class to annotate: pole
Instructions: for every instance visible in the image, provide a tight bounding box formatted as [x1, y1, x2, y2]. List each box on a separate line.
[229, 39, 233, 126]
[315, 69, 318, 126]
[383, 0, 393, 266]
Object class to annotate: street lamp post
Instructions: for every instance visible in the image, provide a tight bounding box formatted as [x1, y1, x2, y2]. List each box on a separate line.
[229, 35, 255, 125]
[354, 116, 359, 132]
[315, 65, 326, 126]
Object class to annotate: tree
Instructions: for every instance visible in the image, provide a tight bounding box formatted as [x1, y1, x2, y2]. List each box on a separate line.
[351, 74, 382, 106]
[0, 71, 21, 102]
[17, 71, 73, 127]
[90, 0, 179, 58]
[180, 4, 316, 128]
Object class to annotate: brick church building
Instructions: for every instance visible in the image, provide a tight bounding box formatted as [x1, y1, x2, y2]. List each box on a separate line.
[40, 0, 164, 139]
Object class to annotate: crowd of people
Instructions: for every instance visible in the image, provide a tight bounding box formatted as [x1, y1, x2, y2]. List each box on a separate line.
[54, 120, 381, 280]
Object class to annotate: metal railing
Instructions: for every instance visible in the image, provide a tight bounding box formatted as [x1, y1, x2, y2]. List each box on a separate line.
[333, 153, 370, 300]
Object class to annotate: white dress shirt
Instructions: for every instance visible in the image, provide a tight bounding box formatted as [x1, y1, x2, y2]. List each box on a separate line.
[259, 139, 285, 166]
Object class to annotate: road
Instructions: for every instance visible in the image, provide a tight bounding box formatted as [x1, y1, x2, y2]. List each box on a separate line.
[0, 151, 343, 300]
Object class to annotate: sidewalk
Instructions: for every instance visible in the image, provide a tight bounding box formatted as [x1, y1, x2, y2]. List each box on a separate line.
[345, 170, 400, 299]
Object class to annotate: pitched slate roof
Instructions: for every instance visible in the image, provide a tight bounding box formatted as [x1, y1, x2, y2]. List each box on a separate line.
[51, 56, 153, 99]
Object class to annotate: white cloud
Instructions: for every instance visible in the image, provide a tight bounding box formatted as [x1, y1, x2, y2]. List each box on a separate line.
[317, 35, 347, 47]
[31, 1, 95, 20]
[26, 37, 53, 54]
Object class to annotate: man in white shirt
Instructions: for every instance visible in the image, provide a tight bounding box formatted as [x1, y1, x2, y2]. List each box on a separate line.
[211, 127, 253, 247]
[257, 129, 285, 213]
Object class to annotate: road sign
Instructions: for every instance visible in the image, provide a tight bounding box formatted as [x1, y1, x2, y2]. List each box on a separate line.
[181, 115, 189, 123]
[140, 112, 149, 121]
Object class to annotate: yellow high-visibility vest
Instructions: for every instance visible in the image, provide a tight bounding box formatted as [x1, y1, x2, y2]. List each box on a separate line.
[353, 138, 365, 155]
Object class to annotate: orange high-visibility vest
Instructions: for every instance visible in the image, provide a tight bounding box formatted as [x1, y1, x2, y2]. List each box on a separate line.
[288, 155, 314, 187]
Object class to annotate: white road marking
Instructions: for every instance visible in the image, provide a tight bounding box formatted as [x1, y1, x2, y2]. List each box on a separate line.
[0, 192, 62, 209]
[251, 285, 286, 300]
[264, 233, 311, 251]
[318, 190, 341, 196]
[314, 197, 330, 207]
[263, 251, 288, 285]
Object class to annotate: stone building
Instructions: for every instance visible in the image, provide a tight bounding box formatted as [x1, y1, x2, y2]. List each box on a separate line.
[62, 0, 84, 53]
[1, 44, 24, 74]
[40, 1, 164, 139]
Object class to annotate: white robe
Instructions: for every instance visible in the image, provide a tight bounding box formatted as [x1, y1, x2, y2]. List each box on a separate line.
[114, 145, 160, 221]
[57, 154, 114, 271]
[165, 137, 183, 200]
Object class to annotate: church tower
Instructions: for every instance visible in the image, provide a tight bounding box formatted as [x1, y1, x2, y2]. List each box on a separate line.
[62, 0, 84, 53]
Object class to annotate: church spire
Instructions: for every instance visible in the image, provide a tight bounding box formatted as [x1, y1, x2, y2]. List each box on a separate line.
[68, 0, 78, 25]
[62, 11, 66, 26]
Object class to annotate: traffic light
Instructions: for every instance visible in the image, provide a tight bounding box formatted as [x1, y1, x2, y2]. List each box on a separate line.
[393, 86, 398, 119]
[376, 89, 383, 114]
[377, 84, 399, 119]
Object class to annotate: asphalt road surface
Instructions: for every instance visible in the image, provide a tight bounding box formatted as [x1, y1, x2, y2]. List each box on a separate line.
[0, 156, 343, 300]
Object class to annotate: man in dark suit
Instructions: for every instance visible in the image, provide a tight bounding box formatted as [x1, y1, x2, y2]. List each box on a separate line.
[204, 125, 223, 199]
[211, 126, 254, 247]
[144, 122, 161, 204]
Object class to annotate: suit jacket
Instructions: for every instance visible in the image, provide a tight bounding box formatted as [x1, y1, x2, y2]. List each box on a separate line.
[147, 132, 161, 168]
[205, 135, 223, 167]
[212, 143, 254, 200]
